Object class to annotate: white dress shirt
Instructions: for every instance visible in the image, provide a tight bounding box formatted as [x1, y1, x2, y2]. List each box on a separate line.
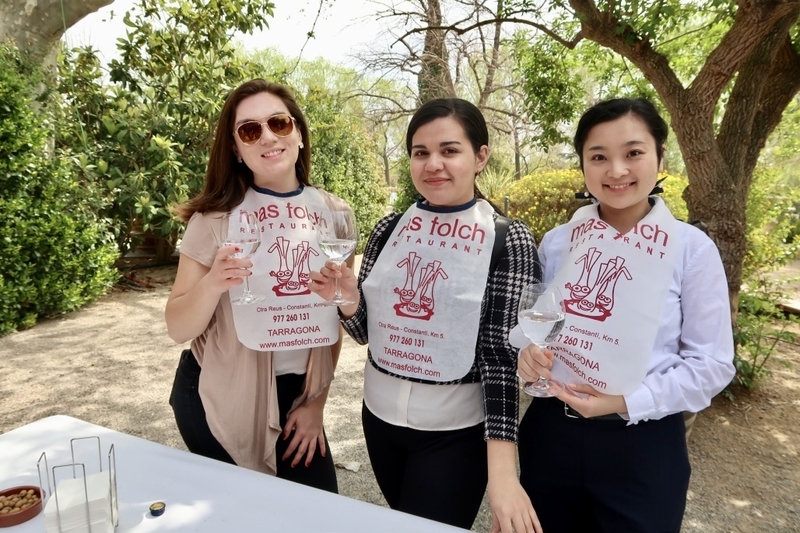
[534, 220, 736, 423]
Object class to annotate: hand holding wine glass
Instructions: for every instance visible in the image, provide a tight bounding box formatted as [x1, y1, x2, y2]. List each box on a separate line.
[221, 209, 265, 305]
[517, 282, 566, 397]
[317, 206, 358, 306]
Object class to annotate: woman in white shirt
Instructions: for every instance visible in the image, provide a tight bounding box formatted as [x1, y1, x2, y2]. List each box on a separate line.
[516, 97, 735, 533]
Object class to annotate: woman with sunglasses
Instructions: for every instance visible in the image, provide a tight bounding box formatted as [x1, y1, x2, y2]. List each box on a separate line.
[165, 78, 342, 492]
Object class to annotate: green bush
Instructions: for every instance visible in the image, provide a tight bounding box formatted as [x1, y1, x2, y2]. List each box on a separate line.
[499, 169, 689, 243]
[479, 166, 516, 204]
[0, 42, 118, 335]
[499, 169, 588, 243]
[742, 166, 800, 281]
[733, 279, 797, 390]
[731, 165, 800, 390]
[302, 87, 387, 252]
[55, 0, 276, 255]
[392, 158, 418, 214]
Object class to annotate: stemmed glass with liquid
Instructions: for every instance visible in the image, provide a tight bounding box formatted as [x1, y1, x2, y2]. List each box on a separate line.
[221, 209, 264, 305]
[317, 204, 358, 306]
[517, 282, 566, 397]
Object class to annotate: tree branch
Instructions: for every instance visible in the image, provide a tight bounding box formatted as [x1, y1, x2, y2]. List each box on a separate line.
[720, 30, 800, 182]
[394, 17, 584, 49]
[690, 1, 800, 113]
[566, 0, 686, 109]
[0, 0, 113, 60]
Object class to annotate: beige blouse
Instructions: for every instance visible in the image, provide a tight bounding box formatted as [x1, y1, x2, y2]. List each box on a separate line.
[182, 211, 334, 475]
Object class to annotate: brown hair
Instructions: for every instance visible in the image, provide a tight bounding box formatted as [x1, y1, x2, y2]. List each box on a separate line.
[406, 98, 502, 214]
[174, 79, 312, 221]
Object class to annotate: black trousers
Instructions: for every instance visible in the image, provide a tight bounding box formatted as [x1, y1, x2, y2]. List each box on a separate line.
[518, 397, 690, 533]
[361, 402, 487, 530]
[169, 349, 338, 493]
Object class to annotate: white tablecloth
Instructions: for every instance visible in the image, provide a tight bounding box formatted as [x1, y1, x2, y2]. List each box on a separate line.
[0, 415, 466, 532]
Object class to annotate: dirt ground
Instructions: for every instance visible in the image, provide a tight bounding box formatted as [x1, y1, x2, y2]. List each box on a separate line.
[0, 263, 799, 532]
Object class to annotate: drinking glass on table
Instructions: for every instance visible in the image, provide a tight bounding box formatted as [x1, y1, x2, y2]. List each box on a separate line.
[222, 209, 264, 305]
[517, 282, 566, 397]
[317, 205, 358, 306]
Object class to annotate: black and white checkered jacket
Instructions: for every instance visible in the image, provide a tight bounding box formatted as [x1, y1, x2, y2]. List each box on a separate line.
[341, 211, 541, 443]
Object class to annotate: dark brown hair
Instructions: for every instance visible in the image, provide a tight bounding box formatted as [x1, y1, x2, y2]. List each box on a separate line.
[573, 97, 668, 171]
[406, 98, 502, 214]
[174, 79, 312, 221]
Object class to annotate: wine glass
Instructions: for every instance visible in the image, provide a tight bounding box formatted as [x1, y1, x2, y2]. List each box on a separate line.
[221, 210, 265, 305]
[317, 205, 358, 306]
[517, 282, 566, 397]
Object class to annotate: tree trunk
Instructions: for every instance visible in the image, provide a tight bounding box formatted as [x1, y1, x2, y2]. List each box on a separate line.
[382, 131, 391, 186]
[477, 0, 504, 107]
[0, 0, 114, 64]
[570, 0, 800, 312]
[418, 0, 456, 102]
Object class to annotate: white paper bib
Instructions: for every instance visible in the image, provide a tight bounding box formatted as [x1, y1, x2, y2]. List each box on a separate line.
[548, 198, 680, 395]
[363, 200, 496, 382]
[229, 187, 339, 351]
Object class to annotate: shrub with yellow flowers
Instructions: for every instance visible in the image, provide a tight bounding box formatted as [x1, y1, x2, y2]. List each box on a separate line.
[494, 169, 689, 243]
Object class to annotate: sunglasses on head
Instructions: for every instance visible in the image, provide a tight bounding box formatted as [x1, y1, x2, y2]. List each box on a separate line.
[235, 114, 296, 145]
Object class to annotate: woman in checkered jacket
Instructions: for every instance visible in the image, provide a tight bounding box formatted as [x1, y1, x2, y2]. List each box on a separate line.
[310, 98, 542, 533]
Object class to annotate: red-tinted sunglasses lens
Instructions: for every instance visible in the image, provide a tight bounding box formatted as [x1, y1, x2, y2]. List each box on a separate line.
[236, 122, 263, 145]
[235, 114, 295, 145]
[267, 114, 294, 137]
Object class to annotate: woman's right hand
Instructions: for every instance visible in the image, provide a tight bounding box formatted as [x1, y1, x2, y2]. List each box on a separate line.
[166, 246, 253, 344]
[205, 245, 254, 295]
[308, 260, 359, 302]
[517, 343, 555, 383]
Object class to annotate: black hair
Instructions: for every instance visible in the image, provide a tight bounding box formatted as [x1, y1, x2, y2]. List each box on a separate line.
[406, 98, 488, 155]
[406, 98, 503, 213]
[573, 97, 668, 170]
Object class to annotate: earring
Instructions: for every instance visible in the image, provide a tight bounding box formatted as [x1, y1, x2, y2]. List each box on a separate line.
[299, 141, 304, 149]
[237, 156, 243, 163]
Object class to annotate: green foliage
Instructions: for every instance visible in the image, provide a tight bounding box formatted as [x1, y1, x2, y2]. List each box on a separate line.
[302, 87, 387, 251]
[729, 165, 800, 390]
[479, 166, 516, 204]
[392, 158, 419, 214]
[501, 169, 588, 243]
[56, 0, 275, 254]
[511, 32, 585, 150]
[501, 168, 689, 243]
[658, 174, 689, 222]
[57, 9, 390, 256]
[733, 279, 796, 390]
[742, 166, 800, 281]
[0, 42, 118, 335]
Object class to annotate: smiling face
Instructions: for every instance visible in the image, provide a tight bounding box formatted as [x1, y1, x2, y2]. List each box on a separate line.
[582, 114, 663, 232]
[409, 116, 489, 207]
[233, 91, 301, 192]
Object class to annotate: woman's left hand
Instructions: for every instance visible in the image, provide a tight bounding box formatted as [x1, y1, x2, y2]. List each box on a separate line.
[487, 440, 542, 533]
[558, 383, 627, 418]
[488, 477, 542, 533]
[281, 396, 326, 467]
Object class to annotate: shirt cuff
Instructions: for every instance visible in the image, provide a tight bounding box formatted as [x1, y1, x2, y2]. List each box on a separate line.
[623, 385, 656, 424]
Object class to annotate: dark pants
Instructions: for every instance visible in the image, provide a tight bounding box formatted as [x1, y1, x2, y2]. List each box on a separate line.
[361, 402, 487, 530]
[169, 349, 338, 493]
[518, 397, 690, 533]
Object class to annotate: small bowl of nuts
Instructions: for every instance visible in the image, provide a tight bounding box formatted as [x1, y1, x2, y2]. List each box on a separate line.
[0, 486, 43, 527]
